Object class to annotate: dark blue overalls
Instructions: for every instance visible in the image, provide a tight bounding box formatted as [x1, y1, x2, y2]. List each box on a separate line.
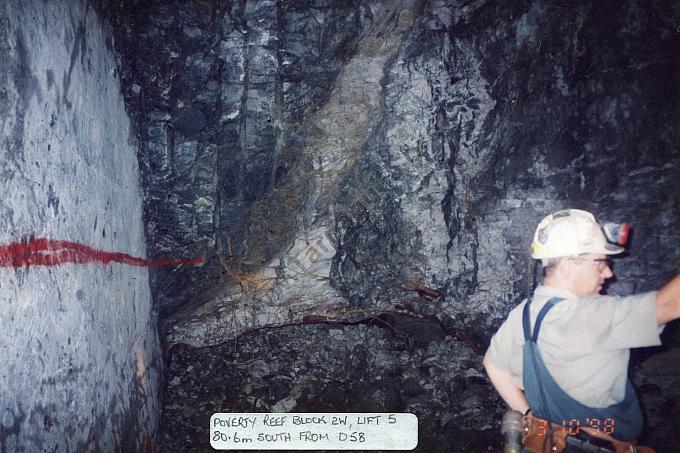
[522, 297, 643, 441]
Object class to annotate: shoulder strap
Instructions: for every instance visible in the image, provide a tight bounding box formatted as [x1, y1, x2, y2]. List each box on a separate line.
[523, 297, 564, 343]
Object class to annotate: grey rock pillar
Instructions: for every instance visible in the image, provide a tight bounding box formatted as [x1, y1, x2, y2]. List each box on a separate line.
[0, 1, 160, 451]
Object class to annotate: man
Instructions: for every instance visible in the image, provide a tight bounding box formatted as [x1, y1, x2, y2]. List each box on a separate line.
[484, 209, 680, 449]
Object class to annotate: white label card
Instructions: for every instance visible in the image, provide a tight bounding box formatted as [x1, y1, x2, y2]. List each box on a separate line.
[210, 412, 418, 450]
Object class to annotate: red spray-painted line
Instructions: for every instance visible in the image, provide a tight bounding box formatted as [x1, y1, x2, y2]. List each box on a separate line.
[0, 237, 203, 268]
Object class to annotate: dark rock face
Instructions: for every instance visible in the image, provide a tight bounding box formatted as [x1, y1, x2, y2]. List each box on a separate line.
[106, 0, 679, 451]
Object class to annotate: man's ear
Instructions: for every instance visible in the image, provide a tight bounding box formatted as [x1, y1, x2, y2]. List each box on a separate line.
[556, 258, 573, 279]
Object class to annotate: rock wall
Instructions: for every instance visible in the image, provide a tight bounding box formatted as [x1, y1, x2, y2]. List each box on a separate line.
[112, 0, 679, 345]
[0, 1, 160, 451]
[107, 0, 679, 451]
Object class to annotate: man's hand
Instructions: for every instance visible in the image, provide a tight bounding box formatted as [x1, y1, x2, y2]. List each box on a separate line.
[483, 355, 530, 414]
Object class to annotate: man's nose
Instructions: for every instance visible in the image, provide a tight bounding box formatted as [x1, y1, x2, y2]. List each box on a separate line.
[602, 263, 614, 279]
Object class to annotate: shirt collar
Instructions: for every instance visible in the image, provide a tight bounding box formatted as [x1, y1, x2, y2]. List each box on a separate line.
[534, 284, 576, 300]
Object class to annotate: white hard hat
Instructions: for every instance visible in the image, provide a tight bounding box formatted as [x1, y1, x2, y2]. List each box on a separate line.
[531, 209, 624, 259]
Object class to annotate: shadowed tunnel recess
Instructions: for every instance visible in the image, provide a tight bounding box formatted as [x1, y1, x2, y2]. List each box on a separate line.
[103, 0, 680, 451]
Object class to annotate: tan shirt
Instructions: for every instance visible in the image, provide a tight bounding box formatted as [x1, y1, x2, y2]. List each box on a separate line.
[485, 285, 662, 408]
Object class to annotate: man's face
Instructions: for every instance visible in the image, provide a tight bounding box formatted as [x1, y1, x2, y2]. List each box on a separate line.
[567, 253, 614, 296]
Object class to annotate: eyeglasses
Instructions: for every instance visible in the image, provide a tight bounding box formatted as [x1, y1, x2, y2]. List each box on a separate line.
[569, 257, 612, 270]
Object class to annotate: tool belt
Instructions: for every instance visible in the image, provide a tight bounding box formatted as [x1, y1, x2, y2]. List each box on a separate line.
[522, 413, 655, 453]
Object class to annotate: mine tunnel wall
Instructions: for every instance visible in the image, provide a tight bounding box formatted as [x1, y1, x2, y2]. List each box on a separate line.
[109, 0, 680, 343]
[0, 1, 159, 451]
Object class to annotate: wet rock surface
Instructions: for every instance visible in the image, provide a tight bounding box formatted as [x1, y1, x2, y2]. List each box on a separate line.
[104, 0, 679, 451]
